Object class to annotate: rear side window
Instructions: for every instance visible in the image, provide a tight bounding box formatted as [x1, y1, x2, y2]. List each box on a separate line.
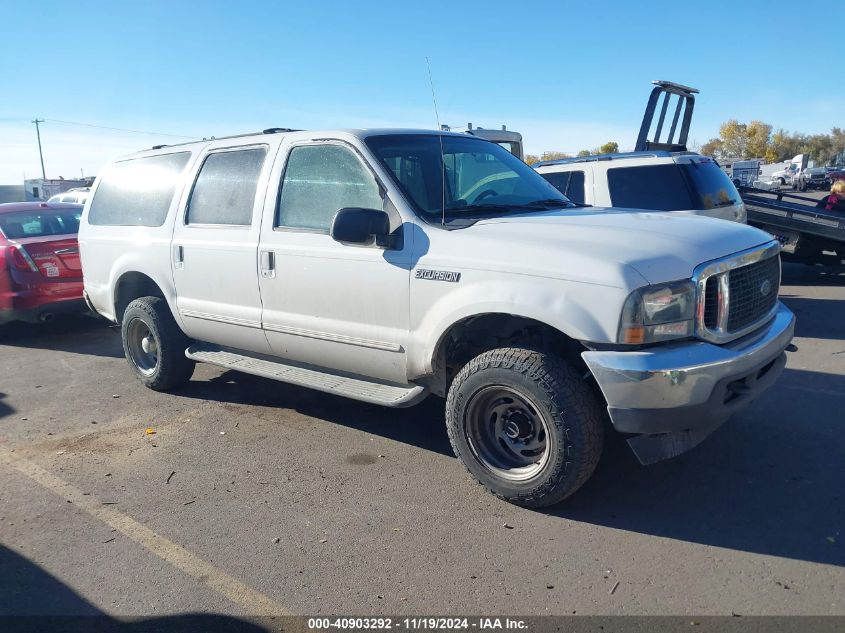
[607, 164, 694, 211]
[186, 147, 267, 226]
[542, 170, 585, 205]
[88, 152, 191, 226]
[276, 144, 382, 231]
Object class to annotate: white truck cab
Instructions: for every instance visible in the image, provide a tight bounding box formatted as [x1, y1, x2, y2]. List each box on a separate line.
[79, 127, 795, 508]
[533, 151, 747, 222]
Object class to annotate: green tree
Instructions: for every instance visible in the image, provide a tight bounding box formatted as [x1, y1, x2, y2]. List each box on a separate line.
[803, 134, 835, 164]
[524, 154, 540, 165]
[597, 141, 619, 154]
[576, 149, 591, 157]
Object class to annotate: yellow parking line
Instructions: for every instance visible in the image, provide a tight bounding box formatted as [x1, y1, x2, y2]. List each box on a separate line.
[0, 449, 292, 616]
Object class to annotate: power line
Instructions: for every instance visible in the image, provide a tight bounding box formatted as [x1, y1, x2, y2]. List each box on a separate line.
[43, 118, 198, 139]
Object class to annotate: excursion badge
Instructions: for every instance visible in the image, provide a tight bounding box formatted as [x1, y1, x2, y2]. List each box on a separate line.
[415, 268, 461, 283]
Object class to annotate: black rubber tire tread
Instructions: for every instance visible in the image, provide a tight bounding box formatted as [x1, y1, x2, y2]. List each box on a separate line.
[121, 297, 194, 391]
[445, 347, 604, 508]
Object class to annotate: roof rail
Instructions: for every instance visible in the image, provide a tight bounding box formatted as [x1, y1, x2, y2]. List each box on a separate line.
[533, 150, 677, 168]
[149, 127, 300, 150]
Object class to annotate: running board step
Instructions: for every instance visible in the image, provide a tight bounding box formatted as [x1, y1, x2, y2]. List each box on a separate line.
[185, 344, 427, 408]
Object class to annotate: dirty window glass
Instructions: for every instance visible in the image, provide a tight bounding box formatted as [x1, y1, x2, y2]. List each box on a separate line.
[542, 170, 585, 205]
[88, 152, 191, 226]
[186, 148, 267, 226]
[679, 161, 739, 209]
[276, 144, 383, 231]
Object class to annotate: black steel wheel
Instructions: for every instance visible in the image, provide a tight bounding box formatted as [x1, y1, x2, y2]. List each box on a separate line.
[121, 297, 194, 391]
[446, 347, 604, 507]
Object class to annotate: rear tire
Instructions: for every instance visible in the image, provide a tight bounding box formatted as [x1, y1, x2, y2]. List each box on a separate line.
[121, 296, 194, 391]
[445, 347, 604, 508]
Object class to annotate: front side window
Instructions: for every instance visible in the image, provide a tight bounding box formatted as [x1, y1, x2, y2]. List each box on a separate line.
[186, 147, 267, 226]
[365, 134, 569, 220]
[88, 152, 191, 226]
[542, 170, 585, 205]
[276, 144, 383, 231]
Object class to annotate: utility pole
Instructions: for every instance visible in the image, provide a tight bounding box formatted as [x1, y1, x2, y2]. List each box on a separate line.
[32, 118, 46, 179]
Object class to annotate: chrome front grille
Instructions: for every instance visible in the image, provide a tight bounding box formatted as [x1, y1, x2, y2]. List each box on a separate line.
[695, 242, 781, 344]
[726, 255, 780, 331]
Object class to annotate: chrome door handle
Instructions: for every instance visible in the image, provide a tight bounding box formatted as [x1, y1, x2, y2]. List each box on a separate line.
[173, 244, 184, 269]
[260, 250, 275, 279]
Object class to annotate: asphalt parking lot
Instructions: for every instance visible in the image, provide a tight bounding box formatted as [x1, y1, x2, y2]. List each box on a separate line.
[0, 263, 843, 620]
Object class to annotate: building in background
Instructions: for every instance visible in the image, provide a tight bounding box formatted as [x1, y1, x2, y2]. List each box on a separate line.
[24, 177, 95, 201]
[0, 185, 26, 203]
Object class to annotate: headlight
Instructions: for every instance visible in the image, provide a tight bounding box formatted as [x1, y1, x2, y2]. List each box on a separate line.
[618, 280, 696, 344]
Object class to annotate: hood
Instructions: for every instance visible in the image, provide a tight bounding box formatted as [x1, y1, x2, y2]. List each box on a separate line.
[451, 208, 774, 287]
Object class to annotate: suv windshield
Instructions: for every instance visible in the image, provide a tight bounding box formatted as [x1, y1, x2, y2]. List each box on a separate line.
[0, 209, 82, 239]
[365, 134, 570, 219]
[607, 160, 739, 211]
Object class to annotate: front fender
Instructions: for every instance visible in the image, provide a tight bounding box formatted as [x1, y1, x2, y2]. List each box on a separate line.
[407, 272, 630, 379]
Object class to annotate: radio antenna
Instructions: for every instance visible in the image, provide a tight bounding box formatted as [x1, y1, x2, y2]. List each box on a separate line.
[425, 56, 447, 226]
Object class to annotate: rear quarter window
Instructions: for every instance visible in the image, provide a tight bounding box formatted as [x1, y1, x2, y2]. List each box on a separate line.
[87, 152, 191, 226]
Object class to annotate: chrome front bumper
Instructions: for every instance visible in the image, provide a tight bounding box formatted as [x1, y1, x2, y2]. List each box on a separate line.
[582, 302, 795, 464]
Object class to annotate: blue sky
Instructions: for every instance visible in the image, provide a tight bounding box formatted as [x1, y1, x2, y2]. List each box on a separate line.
[0, 0, 840, 183]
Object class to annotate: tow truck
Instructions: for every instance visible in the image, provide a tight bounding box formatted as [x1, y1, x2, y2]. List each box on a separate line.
[740, 187, 845, 265]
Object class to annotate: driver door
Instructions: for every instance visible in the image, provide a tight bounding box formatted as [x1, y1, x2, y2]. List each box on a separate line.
[257, 138, 412, 384]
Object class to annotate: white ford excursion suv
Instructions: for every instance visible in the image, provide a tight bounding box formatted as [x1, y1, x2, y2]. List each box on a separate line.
[79, 128, 795, 507]
[533, 151, 748, 223]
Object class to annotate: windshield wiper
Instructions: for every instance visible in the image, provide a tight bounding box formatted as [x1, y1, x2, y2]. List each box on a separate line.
[711, 200, 737, 208]
[441, 199, 574, 216]
[515, 198, 575, 209]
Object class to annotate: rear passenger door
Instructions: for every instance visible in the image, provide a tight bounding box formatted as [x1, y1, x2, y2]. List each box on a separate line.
[256, 138, 411, 384]
[171, 143, 274, 353]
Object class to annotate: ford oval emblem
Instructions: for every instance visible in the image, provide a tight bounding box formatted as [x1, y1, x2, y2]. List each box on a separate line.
[760, 279, 773, 297]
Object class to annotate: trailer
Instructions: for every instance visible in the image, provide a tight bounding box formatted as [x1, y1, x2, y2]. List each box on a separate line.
[740, 186, 845, 265]
[729, 159, 762, 188]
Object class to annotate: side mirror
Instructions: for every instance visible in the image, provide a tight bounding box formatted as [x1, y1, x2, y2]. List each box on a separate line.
[330, 208, 391, 246]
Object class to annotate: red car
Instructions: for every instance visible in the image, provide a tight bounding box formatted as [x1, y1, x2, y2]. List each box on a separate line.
[0, 201, 85, 325]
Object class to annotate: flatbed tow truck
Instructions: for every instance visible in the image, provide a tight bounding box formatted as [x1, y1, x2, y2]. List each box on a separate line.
[740, 186, 845, 265]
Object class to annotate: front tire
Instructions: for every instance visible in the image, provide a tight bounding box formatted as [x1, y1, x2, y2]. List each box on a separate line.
[445, 348, 604, 508]
[121, 297, 194, 391]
